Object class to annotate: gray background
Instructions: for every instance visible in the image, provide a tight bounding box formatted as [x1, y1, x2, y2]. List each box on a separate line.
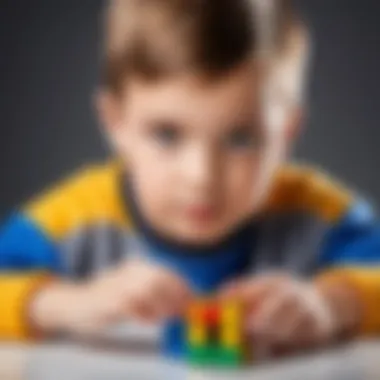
[0, 0, 379, 218]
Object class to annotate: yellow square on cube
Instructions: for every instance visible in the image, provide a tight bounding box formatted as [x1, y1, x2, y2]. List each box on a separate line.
[221, 327, 240, 348]
[188, 323, 206, 346]
[221, 302, 240, 325]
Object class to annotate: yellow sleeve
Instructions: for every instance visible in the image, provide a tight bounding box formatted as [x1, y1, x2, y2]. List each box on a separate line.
[264, 164, 353, 223]
[0, 273, 52, 340]
[0, 162, 131, 341]
[24, 161, 131, 240]
[317, 268, 380, 335]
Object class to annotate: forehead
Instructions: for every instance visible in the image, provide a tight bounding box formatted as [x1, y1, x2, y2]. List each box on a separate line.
[123, 62, 262, 123]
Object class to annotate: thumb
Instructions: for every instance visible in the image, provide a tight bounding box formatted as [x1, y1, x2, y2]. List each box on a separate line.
[218, 279, 244, 300]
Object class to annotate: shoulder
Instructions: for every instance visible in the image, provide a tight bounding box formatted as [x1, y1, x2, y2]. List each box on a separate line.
[264, 163, 354, 223]
[24, 161, 133, 239]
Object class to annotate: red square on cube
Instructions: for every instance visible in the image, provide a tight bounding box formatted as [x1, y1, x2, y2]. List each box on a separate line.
[203, 304, 220, 325]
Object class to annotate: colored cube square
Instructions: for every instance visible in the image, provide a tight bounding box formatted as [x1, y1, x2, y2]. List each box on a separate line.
[204, 304, 220, 325]
[222, 302, 240, 325]
[221, 326, 240, 348]
[188, 322, 206, 345]
[185, 299, 248, 367]
[188, 302, 205, 322]
[188, 346, 242, 367]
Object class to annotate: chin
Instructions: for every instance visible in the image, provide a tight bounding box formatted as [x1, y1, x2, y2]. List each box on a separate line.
[177, 222, 232, 246]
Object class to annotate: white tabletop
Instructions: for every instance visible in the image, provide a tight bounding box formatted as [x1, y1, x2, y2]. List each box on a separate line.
[1, 325, 380, 380]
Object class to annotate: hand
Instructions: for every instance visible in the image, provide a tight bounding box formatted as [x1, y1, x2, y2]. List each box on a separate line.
[219, 274, 353, 355]
[29, 260, 192, 335]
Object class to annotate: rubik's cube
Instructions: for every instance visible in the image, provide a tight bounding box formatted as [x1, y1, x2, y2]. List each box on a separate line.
[185, 299, 247, 367]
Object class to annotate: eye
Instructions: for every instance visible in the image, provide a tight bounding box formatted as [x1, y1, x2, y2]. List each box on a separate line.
[150, 121, 182, 146]
[225, 127, 262, 151]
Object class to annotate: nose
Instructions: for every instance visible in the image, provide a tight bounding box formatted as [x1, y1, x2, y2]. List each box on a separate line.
[183, 144, 216, 192]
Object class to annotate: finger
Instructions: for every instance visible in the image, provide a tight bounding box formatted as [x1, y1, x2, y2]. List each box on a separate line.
[303, 286, 336, 343]
[249, 287, 297, 338]
[218, 279, 242, 300]
[157, 272, 193, 314]
[125, 284, 168, 322]
[146, 293, 173, 321]
[248, 292, 301, 356]
[137, 284, 176, 320]
[220, 275, 286, 310]
[143, 275, 191, 319]
[130, 297, 158, 324]
[279, 285, 335, 348]
[243, 274, 292, 304]
[256, 289, 333, 353]
[269, 314, 320, 356]
[286, 313, 319, 349]
[267, 298, 312, 345]
[136, 289, 178, 322]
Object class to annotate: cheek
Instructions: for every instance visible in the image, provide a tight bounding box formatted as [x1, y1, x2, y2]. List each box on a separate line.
[126, 137, 178, 215]
[251, 131, 289, 204]
[223, 154, 260, 214]
[260, 129, 289, 178]
[131, 166, 172, 226]
[125, 125, 171, 182]
[222, 140, 286, 218]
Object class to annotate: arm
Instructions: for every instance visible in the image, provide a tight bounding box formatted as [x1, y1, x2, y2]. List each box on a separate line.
[0, 163, 189, 340]
[0, 214, 61, 340]
[317, 200, 380, 336]
[0, 163, 124, 340]
[0, 273, 53, 340]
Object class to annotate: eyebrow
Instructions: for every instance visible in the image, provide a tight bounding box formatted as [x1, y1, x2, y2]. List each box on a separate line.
[223, 112, 263, 134]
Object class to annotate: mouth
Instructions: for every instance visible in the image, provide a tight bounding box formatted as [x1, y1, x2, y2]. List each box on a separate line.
[183, 203, 221, 224]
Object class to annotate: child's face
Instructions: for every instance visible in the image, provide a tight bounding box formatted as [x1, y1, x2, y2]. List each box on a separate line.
[102, 62, 297, 245]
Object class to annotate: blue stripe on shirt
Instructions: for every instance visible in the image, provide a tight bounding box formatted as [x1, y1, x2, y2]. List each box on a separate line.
[0, 213, 62, 273]
[319, 199, 380, 267]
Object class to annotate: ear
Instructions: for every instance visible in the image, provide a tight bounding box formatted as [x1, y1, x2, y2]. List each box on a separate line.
[95, 89, 122, 133]
[285, 106, 304, 143]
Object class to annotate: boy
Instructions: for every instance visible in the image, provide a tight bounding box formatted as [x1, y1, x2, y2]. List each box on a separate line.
[1, 0, 380, 358]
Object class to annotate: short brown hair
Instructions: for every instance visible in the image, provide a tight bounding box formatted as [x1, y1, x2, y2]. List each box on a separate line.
[103, 0, 306, 96]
